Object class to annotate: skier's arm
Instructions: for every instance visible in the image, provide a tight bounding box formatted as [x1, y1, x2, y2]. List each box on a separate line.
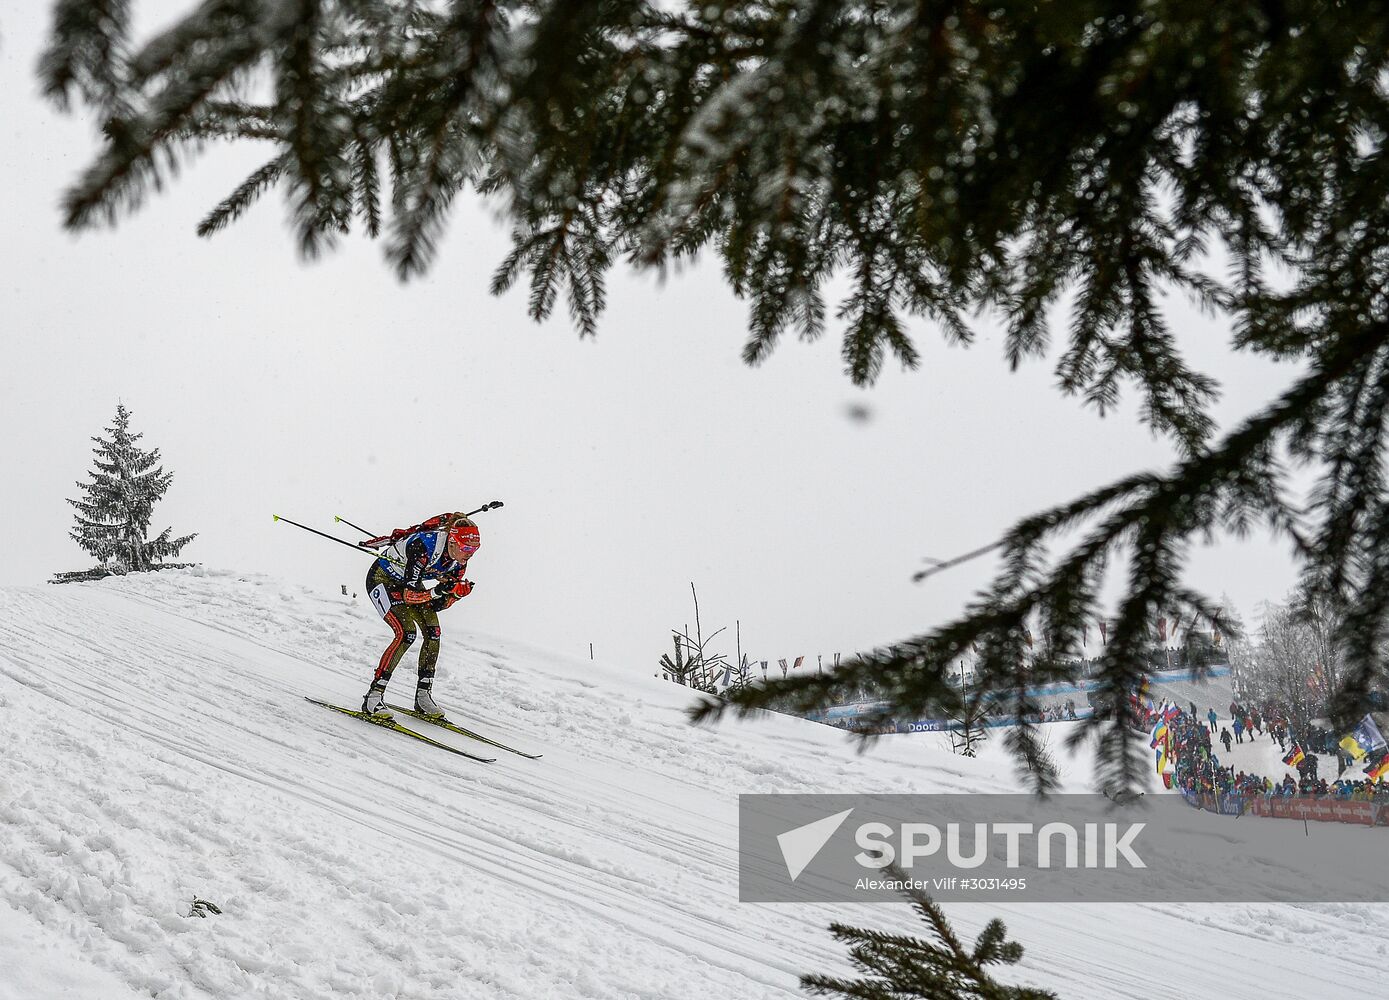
[401, 536, 433, 602]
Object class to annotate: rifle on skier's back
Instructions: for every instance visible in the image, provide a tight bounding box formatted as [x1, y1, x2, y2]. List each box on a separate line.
[345, 502, 504, 549]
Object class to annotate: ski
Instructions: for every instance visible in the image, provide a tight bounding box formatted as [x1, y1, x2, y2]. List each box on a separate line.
[304, 697, 497, 763]
[385, 703, 543, 759]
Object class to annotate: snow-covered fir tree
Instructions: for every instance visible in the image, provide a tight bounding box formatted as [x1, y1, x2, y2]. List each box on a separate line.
[55, 403, 195, 582]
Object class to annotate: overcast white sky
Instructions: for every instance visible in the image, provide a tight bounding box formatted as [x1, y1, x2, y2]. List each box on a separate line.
[0, 5, 1308, 681]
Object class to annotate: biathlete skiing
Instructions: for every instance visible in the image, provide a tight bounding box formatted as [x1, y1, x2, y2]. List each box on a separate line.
[357, 512, 481, 721]
[279, 501, 537, 761]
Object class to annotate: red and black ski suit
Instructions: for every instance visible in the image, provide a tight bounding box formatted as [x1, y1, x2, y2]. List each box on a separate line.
[364, 530, 471, 693]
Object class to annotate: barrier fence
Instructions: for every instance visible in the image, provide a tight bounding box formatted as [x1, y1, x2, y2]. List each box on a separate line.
[1179, 787, 1389, 827]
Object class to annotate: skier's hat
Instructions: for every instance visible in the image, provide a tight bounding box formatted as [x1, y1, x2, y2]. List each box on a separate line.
[446, 514, 481, 562]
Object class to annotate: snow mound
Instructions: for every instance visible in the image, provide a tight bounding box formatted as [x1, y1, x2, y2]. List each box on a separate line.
[0, 570, 1383, 999]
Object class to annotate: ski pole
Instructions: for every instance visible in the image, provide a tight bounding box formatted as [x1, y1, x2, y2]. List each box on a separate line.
[333, 515, 375, 537]
[273, 514, 404, 565]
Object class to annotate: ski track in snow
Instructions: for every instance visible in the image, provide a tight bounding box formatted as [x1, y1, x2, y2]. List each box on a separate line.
[0, 569, 1384, 1000]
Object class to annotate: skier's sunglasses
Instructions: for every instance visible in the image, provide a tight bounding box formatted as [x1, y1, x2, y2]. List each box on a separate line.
[449, 530, 480, 556]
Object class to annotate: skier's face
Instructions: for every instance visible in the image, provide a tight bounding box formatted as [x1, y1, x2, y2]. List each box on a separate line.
[447, 526, 480, 564]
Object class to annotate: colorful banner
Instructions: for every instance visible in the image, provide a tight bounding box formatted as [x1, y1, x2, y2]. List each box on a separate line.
[1246, 796, 1388, 827]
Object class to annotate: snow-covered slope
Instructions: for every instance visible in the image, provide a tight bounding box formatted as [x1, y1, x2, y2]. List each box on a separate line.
[0, 571, 1382, 1000]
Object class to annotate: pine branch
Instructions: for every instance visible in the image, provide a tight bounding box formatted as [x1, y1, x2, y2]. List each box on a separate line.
[803, 865, 1055, 1000]
[40, 0, 132, 112]
[698, 318, 1389, 793]
[197, 154, 288, 237]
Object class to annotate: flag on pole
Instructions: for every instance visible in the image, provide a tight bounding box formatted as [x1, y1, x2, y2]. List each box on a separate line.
[1340, 715, 1387, 760]
[1282, 745, 1305, 768]
[1150, 719, 1169, 749]
[1366, 755, 1389, 782]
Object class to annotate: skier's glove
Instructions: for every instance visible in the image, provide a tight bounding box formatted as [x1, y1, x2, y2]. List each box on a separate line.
[403, 588, 433, 605]
[431, 580, 473, 611]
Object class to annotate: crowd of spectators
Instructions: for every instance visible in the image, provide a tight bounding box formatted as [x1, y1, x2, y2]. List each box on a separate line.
[1019, 700, 1079, 724]
[1135, 698, 1389, 805]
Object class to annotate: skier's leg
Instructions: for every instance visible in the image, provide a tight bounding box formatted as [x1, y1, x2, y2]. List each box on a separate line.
[363, 610, 416, 715]
[413, 606, 444, 717]
[363, 565, 414, 716]
[374, 611, 416, 685]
